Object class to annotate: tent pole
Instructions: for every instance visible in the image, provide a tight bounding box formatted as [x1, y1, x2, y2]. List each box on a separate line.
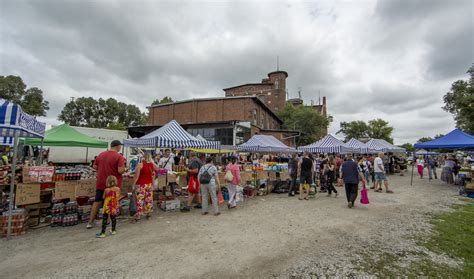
[410, 152, 415, 186]
[85, 147, 89, 164]
[37, 138, 44, 165]
[7, 130, 20, 240]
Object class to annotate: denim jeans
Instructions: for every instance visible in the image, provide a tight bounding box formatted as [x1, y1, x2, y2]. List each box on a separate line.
[428, 166, 437, 179]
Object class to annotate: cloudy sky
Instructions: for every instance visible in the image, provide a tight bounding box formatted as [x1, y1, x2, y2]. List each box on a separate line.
[1, 0, 472, 144]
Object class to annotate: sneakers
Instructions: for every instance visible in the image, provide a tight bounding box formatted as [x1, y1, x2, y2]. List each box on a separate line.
[86, 223, 94, 229]
[194, 204, 202, 209]
[348, 202, 353, 208]
[95, 233, 106, 238]
[109, 230, 117, 236]
[180, 207, 190, 212]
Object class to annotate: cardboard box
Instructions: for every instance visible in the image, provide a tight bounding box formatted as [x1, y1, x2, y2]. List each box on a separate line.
[75, 179, 96, 197]
[159, 199, 180, 211]
[15, 183, 41, 206]
[54, 181, 76, 201]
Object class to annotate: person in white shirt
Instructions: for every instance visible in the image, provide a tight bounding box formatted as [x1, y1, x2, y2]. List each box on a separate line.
[158, 149, 174, 172]
[374, 152, 393, 193]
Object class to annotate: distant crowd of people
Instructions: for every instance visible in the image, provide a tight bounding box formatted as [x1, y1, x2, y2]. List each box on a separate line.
[415, 154, 472, 184]
[287, 152, 395, 208]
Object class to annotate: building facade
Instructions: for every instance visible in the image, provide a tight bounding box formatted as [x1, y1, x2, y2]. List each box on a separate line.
[133, 70, 328, 147]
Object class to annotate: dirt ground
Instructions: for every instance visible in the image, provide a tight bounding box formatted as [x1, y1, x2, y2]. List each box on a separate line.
[0, 170, 465, 278]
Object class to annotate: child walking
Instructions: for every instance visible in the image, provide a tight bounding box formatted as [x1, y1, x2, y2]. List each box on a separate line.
[96, 176, 120, 238]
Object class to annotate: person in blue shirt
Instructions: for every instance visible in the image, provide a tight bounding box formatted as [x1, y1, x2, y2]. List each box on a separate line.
[340, 155, 366, 208]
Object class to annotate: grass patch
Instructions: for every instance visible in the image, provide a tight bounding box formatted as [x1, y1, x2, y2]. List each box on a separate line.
[356, 201, 474, 278]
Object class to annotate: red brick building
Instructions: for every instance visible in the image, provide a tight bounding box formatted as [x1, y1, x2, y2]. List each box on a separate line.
[130, 70, 328, 147]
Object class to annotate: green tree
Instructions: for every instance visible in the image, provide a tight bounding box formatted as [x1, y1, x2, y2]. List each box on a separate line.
[417, 137, 433, 143]
[367, 119, 394, 143]
[434, 134, 444, 139]
[337, 118, 394, 143]
[442, 66, 474, 134]
[400, 143, 414, 152]
[277, 104, 330, 146]
[58, 97, 147, 128]
[151, 96, 174, 106]
[337, 120, 369, 141]
[0, 75, 49, 116]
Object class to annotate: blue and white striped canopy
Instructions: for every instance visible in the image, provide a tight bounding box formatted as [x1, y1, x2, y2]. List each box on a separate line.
[346, 138, 377, 154]
[124, 120, 220, 149]
[0, 137, 14, 146]
[236, 135, 297, 153]
[0, 100, 45, 140]
[298, 134, 358, 154]
[366, 139, 405, 153]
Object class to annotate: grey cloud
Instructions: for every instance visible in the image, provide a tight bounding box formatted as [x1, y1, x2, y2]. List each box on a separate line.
[0, 0, 464, 143]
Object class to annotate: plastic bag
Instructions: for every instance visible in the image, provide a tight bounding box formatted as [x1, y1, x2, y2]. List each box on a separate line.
[129, 191, 137, 216]
[360, 182, 369, 205]
[188, 176, 200, 194]
[224, 170, 234, 182]
[217, 191, 225, 205]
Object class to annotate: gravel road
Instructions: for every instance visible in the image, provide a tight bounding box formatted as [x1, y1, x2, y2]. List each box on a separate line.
[0, 170, 465, 278]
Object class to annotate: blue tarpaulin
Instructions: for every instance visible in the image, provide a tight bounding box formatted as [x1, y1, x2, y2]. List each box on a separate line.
[413, 129, 474, 149]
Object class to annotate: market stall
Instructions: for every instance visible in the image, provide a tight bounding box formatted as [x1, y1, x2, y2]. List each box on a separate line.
[233, 135, 294, 194]
[366, 139, 406, 153]
[124, 120, 221, 210]
[0, 100, 46, 239]
[413, 129, 474, 188]
[22, 123, 108, 163]
[298, 134, 358, 154]
[345, 138, 377, 154]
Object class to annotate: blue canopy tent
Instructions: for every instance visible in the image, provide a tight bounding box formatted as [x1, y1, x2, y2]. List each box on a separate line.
[236, 134, 297, 153]
[124, 120, 220, 149]
[411, 129, 474, 185]
[413, 129, 474, 150]
[298, 134, 358, 154]
[0, 100, 46, 240]
[0, 136, 14, 146]
[366, 139, 406, 153]
[346, 138, 377, 154]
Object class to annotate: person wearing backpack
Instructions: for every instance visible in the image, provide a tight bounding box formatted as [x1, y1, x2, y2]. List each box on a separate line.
[181, 152, 203, 212]
[225, 156, 241, 209]
[198, 157, 221, 216]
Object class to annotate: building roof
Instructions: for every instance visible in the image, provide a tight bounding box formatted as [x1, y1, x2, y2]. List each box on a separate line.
[222, 83, 273, 91]
[267, 70, 288, 77]
[147, 96, 283, 124]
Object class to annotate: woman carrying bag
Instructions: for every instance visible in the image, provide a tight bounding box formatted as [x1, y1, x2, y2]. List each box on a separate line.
[132, 153, 155, 221]
[225, 156, 241, 209]
[198, 157, 221, 216]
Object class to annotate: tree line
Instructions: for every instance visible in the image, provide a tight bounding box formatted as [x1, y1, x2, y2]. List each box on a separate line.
[1, 65, 471, 138]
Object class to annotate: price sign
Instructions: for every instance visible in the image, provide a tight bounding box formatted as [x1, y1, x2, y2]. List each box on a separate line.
[75, 179, 96, 197]
[55, 181, 76, 200]
[15, 183, 40, 206]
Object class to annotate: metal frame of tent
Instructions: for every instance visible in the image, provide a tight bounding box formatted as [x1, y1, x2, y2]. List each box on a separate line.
[0, 100, 46, 240]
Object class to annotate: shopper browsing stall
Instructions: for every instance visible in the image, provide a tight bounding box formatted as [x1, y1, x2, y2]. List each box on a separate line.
[198, 157, 221, 216]
[373, 152, 394, 193]
[158, 149, 174, 172]
[181, 152, 203, 212]
[87, 140, 125, 229]
[288, 154, 299, 197]
[132, 153, 155, 221]
[225, 156, 241, 209]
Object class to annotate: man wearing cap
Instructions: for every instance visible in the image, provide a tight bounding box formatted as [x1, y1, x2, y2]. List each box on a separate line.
[87, 140, 125, 229]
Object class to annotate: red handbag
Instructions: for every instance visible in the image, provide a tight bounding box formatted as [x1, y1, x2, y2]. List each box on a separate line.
[217, 191, 224, 205]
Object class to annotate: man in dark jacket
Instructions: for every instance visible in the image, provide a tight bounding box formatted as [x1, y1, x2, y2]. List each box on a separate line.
[288, 154, 299, 196]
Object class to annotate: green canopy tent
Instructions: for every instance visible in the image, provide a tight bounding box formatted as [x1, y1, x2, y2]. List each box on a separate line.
[22, 124, 108, 162]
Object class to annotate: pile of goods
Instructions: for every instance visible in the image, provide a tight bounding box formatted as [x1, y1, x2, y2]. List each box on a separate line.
[53, 166, 96, 181]
[51, 201, 81, 227]
[1, 208, 28, 237]
[0, 165, 22, 185]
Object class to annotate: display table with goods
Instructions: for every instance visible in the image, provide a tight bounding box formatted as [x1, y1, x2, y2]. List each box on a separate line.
[0, 164, 102, 236]
[459, 159, 474, 198]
